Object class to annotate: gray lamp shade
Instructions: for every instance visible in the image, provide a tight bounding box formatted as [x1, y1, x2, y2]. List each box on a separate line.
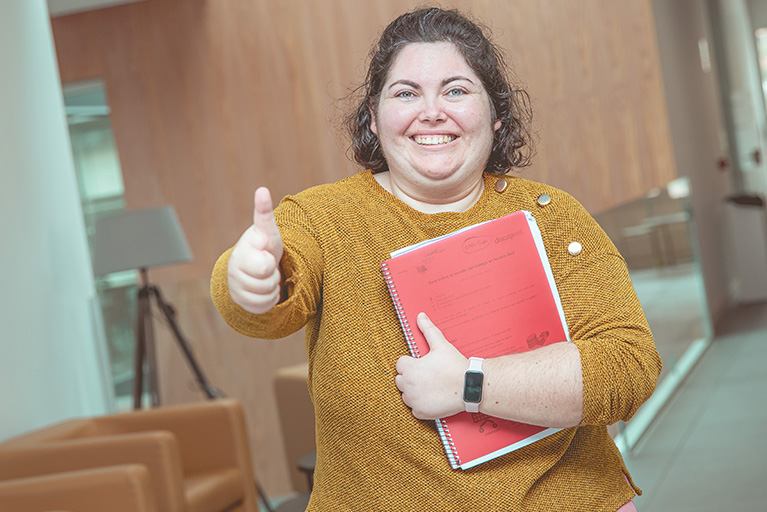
[91, 206, 193, 276]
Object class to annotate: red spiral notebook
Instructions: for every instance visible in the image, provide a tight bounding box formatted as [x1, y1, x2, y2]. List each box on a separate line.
[381, 210, 570, 470]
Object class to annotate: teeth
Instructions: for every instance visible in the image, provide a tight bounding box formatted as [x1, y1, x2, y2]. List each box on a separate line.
[414, 135, 456, 145]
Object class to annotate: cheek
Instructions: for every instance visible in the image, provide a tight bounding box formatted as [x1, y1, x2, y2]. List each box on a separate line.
[456, 111, 493, 138]
[448, 102, 488, 127]
[377, 105, 419, 139]
[470, 106, 498, 139]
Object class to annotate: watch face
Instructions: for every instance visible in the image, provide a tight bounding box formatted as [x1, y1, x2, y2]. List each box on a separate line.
[463, 370, 483, 403]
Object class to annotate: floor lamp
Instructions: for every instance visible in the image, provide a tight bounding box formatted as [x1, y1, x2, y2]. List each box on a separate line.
[92, 206, 218, 408]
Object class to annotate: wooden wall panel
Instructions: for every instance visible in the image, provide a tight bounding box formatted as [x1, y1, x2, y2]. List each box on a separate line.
[51, 0, 677, 496]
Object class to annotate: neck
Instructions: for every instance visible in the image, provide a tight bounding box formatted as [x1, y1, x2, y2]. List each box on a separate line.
[373, 171, 485, 214]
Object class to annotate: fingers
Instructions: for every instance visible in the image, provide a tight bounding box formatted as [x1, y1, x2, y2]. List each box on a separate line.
[417, 312, 446, 354]
[231, 262, 282, 293]
[395, 356, 418, 414]
[228, 280, 282, 315]
[394, 373, 404, 393]
[395, 354, 412, 376]
[251, 187, 283, 258]
[227, 187, 285, 315]
[397, 315, 467, 419]
[232, 241, 280, 279]
[253, 186, 274, 221]
[227, 245, 282, 314]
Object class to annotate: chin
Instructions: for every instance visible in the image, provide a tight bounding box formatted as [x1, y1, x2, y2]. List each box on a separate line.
[422, 164, 476, 180]
[419, 170, 458, 182]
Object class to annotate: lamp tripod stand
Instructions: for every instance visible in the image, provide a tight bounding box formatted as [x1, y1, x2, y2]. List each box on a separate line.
[133, 268, 219, 409]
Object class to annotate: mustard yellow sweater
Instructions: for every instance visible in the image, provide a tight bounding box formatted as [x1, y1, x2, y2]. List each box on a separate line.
[211, 171, 661, 511]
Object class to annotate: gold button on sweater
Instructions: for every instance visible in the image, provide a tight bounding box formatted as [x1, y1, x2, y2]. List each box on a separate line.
[211, 171, 661, 511]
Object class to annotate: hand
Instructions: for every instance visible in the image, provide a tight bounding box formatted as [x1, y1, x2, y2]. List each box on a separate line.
[395, 313, 468, 420]
[227, 187, 285, 314]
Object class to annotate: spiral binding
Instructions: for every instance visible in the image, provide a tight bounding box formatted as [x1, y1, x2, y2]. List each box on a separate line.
[437, 418, 461, 469]
[381, 262, 420, 358]
[382, 260, 461, 469]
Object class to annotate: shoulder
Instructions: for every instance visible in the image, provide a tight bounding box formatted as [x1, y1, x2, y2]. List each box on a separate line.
[283, 172, 371, 206]
[499, 175, 595, 233]
[503, 175, 586, 214]
[499, 174, 621, 270]
[273, 172, 407, 248]
[274, 172, 378, 222]
[272, 172, 373, 224]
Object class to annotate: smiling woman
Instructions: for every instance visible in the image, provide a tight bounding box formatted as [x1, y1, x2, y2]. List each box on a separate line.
[369, 42, 501, 212]
[348, 8, 534, 177]
[211, 7, 658, 512]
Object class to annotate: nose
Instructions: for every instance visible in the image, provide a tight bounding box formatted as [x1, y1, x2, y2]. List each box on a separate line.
[419, 96, 446, 123]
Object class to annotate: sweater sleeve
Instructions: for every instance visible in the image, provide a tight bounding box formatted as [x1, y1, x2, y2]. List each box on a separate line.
[566, 251, 661, 425]
[210, 196, 324, 340]
[536, 187, 662, 426]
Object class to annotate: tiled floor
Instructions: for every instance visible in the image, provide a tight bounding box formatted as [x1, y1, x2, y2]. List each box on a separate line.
[625, 302, 767, 511]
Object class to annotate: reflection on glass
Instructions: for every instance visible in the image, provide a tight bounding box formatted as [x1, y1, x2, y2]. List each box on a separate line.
[755, 28, 767, 115]
[64, 80, 138, 401]
[594, 177, 712, 451]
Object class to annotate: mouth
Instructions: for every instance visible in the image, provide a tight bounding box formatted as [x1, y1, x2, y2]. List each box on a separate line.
[412, 134, 457, 146]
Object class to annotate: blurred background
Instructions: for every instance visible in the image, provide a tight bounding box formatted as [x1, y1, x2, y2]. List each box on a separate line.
[2, 0, 766, 506]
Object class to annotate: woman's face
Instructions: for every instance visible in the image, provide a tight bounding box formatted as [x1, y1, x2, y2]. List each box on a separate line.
[371, 42, 500, 193]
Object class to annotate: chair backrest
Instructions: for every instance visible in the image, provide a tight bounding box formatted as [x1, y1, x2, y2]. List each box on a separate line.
[274, 363, 316, 493]
[2, 418, 96, 446]
[0, 399, 259, 512]
[0, 464, 159, 512]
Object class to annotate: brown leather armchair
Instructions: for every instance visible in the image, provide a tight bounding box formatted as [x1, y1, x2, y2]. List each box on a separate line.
[0, 399, 258, 512]
[0, 464, 158, 512]
[274, 362, 315, 494]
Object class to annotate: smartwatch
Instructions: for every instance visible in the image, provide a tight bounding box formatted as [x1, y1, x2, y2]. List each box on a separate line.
[463, 357, 484, 413]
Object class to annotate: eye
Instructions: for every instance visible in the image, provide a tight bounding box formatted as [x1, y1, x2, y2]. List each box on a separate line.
[446, 88, 466, 97]
[395, 90, 416, 99]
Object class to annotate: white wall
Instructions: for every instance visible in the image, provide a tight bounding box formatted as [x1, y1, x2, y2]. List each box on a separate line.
[717, 0, 767, 196]
[651, 0, 734, 322]
[0, 0, 112, 441]
[748, 0, 767, 29]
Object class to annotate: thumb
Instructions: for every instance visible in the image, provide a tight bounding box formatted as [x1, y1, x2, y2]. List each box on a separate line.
[417, 313, 449, 354]
[251, 187, 283, 256]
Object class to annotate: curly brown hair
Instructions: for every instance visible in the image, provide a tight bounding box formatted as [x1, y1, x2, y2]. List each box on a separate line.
[345, 7, 534, 174]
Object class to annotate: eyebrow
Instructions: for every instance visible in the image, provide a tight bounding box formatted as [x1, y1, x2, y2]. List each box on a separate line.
[442, 75, 475, 86]
[387, 75, 476, 90]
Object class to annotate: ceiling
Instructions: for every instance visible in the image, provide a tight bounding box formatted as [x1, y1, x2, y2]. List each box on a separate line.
[47, 0, 146, 17]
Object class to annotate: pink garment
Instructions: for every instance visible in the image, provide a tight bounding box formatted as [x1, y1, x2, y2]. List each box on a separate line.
[616, 499, 637, 511]
[617, 474, 638, 511]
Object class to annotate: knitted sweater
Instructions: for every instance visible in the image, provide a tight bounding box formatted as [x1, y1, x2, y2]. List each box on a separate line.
[211, 171, 661, 511]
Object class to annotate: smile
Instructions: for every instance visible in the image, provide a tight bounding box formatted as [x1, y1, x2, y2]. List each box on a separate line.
[412, 134, 457, 145]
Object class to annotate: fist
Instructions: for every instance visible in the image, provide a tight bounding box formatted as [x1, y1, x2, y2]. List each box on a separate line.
[227, 187, 285, 314]
[395, 313, 467, 420]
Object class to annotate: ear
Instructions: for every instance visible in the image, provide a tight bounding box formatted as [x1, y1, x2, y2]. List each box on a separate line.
[370, 108, 378, 136]
[369, 99, 378, 136]
[493, 119, 501, 132]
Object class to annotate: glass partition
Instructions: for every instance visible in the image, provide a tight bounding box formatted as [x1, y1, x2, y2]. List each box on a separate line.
[593, 177, 712, 450]
[755, 27, 767, 118]
[64, 80, 138, 404]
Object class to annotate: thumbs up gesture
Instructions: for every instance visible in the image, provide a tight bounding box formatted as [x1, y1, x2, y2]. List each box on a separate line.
[395, 313, 467, 420]
[227, 187, 285, 314]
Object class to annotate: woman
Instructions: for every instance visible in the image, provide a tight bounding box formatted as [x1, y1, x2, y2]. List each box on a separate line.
[211, 7, 660, 511]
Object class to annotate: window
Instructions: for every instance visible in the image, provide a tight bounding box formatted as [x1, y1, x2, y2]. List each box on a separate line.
[64, 80, 137, 404]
